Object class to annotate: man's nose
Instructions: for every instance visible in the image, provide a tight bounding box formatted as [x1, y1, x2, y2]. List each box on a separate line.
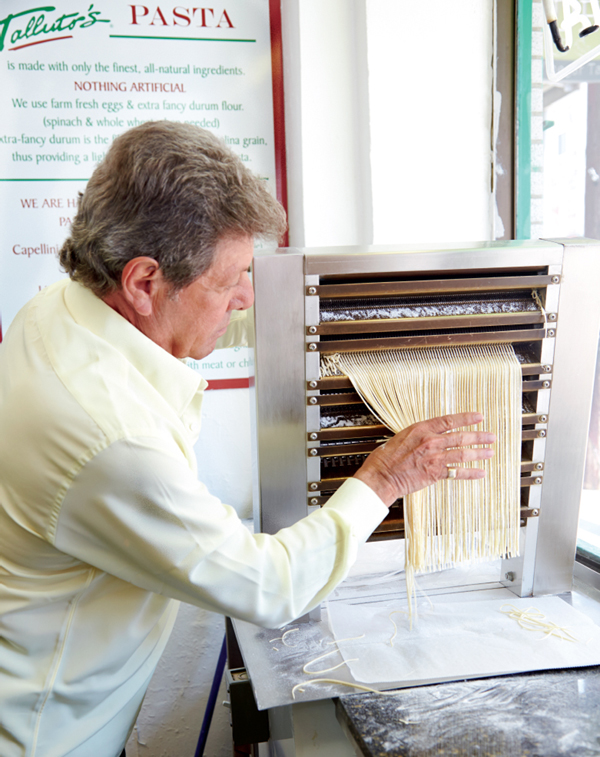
[232, 273, 254, 310]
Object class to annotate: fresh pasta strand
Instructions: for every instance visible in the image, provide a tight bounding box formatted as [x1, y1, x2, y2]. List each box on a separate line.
[281, 628, 300, 646]
[500, 604, 577, 642]
[292, 679, 400, 699]
[325, 344, 522, 627]
[388, 610, 408, 647]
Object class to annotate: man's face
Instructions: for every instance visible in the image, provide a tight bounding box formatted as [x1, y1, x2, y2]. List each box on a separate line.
[158, 235, 255, 360]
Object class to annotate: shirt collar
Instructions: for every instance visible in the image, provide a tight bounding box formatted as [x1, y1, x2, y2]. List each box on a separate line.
[63, 280, 208, 418]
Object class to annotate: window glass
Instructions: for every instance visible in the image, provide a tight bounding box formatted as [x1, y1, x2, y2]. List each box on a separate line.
[541, 34, 600, 565]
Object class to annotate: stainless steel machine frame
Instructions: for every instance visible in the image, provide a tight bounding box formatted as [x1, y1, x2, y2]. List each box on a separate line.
[250, 238, 600, 599]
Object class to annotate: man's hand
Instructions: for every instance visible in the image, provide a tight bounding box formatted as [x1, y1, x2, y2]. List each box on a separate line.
[353, 412, 495, 507]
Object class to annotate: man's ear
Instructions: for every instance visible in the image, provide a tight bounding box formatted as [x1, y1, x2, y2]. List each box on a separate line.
[120, 257, 164, 317]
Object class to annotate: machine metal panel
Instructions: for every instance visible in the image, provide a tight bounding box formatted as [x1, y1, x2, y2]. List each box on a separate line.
[534, 239, 600, 594]
[252, 249, 307, 534]
[302, 239, 563, 276]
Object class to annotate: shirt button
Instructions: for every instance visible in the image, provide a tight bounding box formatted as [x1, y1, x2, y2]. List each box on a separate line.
[189, 421, 200, 434]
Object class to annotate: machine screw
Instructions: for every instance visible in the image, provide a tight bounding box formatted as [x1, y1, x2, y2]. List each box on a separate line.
[551, 275, 560, 284]
[532, 509, 540, 516]
[534, 476, 542, 484]
[535, 462, 544, 470]
[310, 448, 318, 456]
[542, 380, 550, 388]
[548, 329, 555, 337]
[543, 365, 552, 372]
[310, 483, 318, 490]
[310, 433, 318, 440]
[538, 415, 548, 423]
[310, 498, 319, 505]
[308, 343, 317, 351]
[308, 326, 318, 334]
[538, 429, 546, 438]
[309, 397, 318, 405]
[548, 313, 557, 321]
[308, 286, 317, 295]
[309, 380, 318, 388]
[505, 572, 516, 582]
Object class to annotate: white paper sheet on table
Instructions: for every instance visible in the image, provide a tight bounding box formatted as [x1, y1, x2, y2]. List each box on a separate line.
[326, 594, 600, 685]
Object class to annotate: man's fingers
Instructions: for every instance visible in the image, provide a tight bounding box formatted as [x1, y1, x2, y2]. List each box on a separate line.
[355, 412, 497, 505]
[445, 466, 487, 480]
[423, 412, 484, 434]
[441, 429, 496, 449]
[445, 446, 494, 466]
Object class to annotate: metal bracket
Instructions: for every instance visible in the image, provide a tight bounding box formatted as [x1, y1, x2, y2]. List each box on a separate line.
[226, 668, 270, 746]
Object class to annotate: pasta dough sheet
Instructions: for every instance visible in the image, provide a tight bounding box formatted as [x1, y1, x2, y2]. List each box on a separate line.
[326, 595, 600, 686]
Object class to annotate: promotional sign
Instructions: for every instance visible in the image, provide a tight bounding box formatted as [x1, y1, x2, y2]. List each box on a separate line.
[0, 0, 285, 386]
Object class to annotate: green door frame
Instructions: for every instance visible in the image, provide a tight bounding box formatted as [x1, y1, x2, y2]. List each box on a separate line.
[515, 0, 532, 239]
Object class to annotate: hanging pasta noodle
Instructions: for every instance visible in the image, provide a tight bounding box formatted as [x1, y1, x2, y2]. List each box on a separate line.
[322, 344, 522, 624]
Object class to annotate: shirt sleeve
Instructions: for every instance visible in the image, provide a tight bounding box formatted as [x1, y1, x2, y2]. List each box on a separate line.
[54, 438, 387, 628]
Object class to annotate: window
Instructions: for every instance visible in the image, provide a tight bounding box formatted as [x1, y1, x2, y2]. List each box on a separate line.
[539, 25, 600, 568]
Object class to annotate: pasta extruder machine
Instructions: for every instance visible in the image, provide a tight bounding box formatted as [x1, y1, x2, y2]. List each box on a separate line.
[250, 238, 600, 600]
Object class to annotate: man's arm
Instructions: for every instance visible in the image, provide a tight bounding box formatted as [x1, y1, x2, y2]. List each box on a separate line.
[54, 436, 387, 628]
[54, 413, 493, 628]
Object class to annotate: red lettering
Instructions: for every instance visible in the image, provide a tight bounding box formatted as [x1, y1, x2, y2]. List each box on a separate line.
[129, 4, 149, 24]
[193, 7, 214, 27]
[128, 5, 231, 28]
[173, 6, 191, 25]
[150, 6, 169, 24]
[217, 9, 233, 28]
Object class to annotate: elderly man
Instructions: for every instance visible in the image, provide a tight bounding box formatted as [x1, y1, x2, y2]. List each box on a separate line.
[0, 121, 494, 757]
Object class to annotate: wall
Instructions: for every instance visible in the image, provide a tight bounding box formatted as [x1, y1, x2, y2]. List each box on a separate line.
[129, 1, 497, 755]
[367, 1, 494, 244]
[284, 0, 495, 248]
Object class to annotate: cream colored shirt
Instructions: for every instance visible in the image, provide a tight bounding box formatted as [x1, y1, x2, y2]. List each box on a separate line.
[0, 279, 387, 757]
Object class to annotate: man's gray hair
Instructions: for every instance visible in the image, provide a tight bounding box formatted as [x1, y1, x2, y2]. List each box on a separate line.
[59, 120, 287, 296]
